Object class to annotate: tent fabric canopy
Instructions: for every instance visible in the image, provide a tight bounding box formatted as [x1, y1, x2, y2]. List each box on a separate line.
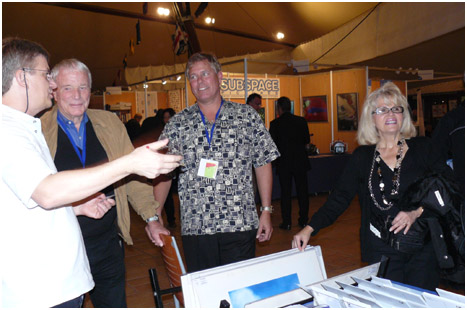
[292, 2, 464, 66]
[125, 2, 464, 91]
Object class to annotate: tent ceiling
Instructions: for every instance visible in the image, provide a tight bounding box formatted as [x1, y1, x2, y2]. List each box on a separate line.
[2, 2, 464, 91]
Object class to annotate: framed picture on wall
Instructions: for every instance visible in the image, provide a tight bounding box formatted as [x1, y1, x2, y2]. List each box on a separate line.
[337, 93, 358, 131]
[302, 96, 328, 122]
[275, 100, 294, 118]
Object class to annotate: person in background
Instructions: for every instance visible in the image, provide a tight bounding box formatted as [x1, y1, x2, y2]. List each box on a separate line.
[154, 52, 280, 272]
[125, 113, 143, 141]
[1, 37, 181, 308]
[41, 58, 174, 308]
[292, 82, 451, 291]
[247, 92, 262, 112]
[269, 96, 311, 230]
[246, 93, 263, 203]
[431, 100, 465, 191]
[141, 108, 164, 136]
[163, 108, 175, 125]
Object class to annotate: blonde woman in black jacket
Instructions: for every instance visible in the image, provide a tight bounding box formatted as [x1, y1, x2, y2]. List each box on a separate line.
[293, 82, 451, 291]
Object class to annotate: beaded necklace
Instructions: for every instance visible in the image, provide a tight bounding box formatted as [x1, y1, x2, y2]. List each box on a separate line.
[368, 139, 405, 211]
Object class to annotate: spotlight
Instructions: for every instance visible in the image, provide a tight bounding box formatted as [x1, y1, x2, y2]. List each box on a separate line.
[157, 7, 170, 16]
[162, 80, 167, 85]
[176, 75, 182, 81]
[276, 32, 285, 40]
[143, 83, 148, 89]
[205, 17, 215, 24]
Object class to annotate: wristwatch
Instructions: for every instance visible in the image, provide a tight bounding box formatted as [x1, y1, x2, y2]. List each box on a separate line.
[260, 206, 274, 213]
[146, 214, 160, 223]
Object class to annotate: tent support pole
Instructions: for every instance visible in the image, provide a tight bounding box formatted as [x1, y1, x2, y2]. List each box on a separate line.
[244, 58, 248, 103]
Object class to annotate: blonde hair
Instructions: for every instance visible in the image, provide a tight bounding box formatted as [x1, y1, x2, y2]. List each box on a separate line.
[185, 52, 221, 76]
[357, 82, 416, 145]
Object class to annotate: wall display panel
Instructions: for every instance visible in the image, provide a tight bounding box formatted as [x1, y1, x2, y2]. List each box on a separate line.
[300, 72, 333, 153]
[332, 69, 367, 152]
[336, 93, 358, 131]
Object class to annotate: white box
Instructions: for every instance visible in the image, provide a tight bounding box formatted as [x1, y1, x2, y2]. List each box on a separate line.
[181, 246, 326, 308]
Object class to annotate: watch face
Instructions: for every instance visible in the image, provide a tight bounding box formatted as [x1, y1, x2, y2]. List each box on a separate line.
[146, 215, 159, 223]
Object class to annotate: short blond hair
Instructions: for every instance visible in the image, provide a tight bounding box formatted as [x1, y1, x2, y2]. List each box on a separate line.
[185, 52, 221, 76]
[357, 82, 416, 145]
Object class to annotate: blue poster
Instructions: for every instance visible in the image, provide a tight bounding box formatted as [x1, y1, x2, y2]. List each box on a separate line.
[228, 273, 300, 307]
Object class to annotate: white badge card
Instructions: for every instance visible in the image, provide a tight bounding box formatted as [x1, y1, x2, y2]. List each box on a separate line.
[197, 158, 219, 179]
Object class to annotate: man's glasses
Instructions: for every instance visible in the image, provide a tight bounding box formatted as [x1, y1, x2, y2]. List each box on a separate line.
[22, 68, 52, 81]
[372, 106, 404, 115]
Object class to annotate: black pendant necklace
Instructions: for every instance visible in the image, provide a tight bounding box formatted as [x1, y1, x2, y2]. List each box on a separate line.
[369, 139, 405, 211]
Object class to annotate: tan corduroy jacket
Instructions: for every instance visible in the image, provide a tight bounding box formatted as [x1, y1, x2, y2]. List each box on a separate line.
[41, 106, 159, 245]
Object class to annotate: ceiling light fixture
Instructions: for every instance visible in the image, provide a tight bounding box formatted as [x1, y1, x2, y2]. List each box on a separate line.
[143, 83, 148, 89]
[205, 17, 215, 24]
[176, 75, 182, 81]
[276, 32, 285, 40]
[157, 7, 170, 16]
[162, 80, 167, 85]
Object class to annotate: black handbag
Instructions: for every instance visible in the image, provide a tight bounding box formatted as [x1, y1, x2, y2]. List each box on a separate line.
[387, 217, 429, 254]
[370, 214, 429, 254]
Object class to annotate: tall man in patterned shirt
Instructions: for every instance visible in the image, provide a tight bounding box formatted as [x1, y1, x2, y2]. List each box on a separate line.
[154, 53, 280, 272]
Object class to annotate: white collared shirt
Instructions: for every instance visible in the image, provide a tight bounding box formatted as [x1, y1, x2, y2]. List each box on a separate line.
[1, 104, 93, 307]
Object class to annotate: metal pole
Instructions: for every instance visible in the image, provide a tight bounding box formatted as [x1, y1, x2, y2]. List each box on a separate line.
[144, 85, 148, 118]
[185, 75, 189, 108]
[330, 71, 334, 142]
[299, 76, 302, 116]
[244, 58, 248, 103]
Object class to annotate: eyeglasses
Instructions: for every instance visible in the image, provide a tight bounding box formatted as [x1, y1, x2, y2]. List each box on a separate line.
[22, 68, 52, 81]
[372, 106, 404, 115]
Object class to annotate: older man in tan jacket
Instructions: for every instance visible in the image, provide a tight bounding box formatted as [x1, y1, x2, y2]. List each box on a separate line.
[41, 58, 168, 307]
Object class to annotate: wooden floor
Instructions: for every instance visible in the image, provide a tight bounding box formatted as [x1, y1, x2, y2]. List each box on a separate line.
[84, 193, 464, 308]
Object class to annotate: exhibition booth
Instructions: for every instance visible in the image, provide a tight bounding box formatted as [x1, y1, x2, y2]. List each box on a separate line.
[108, 61, 410, 154]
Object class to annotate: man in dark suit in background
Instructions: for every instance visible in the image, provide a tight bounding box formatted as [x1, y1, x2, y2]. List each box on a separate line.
[270, 96, 311, 229]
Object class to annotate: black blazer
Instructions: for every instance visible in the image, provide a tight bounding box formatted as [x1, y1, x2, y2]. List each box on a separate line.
[308, 137, 452, 262]
[269, 112, 310, 171]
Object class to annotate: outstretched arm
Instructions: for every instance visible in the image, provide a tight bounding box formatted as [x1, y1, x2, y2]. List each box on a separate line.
[33, 139, 182, 209]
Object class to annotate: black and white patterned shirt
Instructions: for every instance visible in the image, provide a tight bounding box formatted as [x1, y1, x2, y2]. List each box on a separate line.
[162, 100, 280, 236]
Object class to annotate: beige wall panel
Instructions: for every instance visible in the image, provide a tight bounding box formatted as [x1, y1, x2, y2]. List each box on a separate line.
[332, 69, 367, 152]
[300, 73, 332, 153]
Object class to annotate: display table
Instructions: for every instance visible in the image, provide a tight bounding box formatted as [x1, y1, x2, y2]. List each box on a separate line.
[271, 153, 351, 200]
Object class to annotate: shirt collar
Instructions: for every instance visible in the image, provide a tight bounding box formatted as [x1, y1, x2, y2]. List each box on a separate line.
[57, 110, 88, 131]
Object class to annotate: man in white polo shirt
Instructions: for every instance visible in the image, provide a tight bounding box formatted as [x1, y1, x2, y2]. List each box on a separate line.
[1, 37, 181, 307]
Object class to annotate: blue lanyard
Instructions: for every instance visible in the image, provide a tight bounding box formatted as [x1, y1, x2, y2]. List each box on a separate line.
[199, 100, 223, 147]
[57, 115, 87, 168]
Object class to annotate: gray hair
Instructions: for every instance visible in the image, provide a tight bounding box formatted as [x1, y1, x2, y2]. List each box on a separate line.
[185, 52, 221, 76]
[51, 58, 92, 88]
[357, 82, 416, 145]
[2, 37, 49, 95]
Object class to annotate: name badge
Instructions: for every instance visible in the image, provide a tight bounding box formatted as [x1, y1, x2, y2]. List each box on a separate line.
[197, 158, 219, 179]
